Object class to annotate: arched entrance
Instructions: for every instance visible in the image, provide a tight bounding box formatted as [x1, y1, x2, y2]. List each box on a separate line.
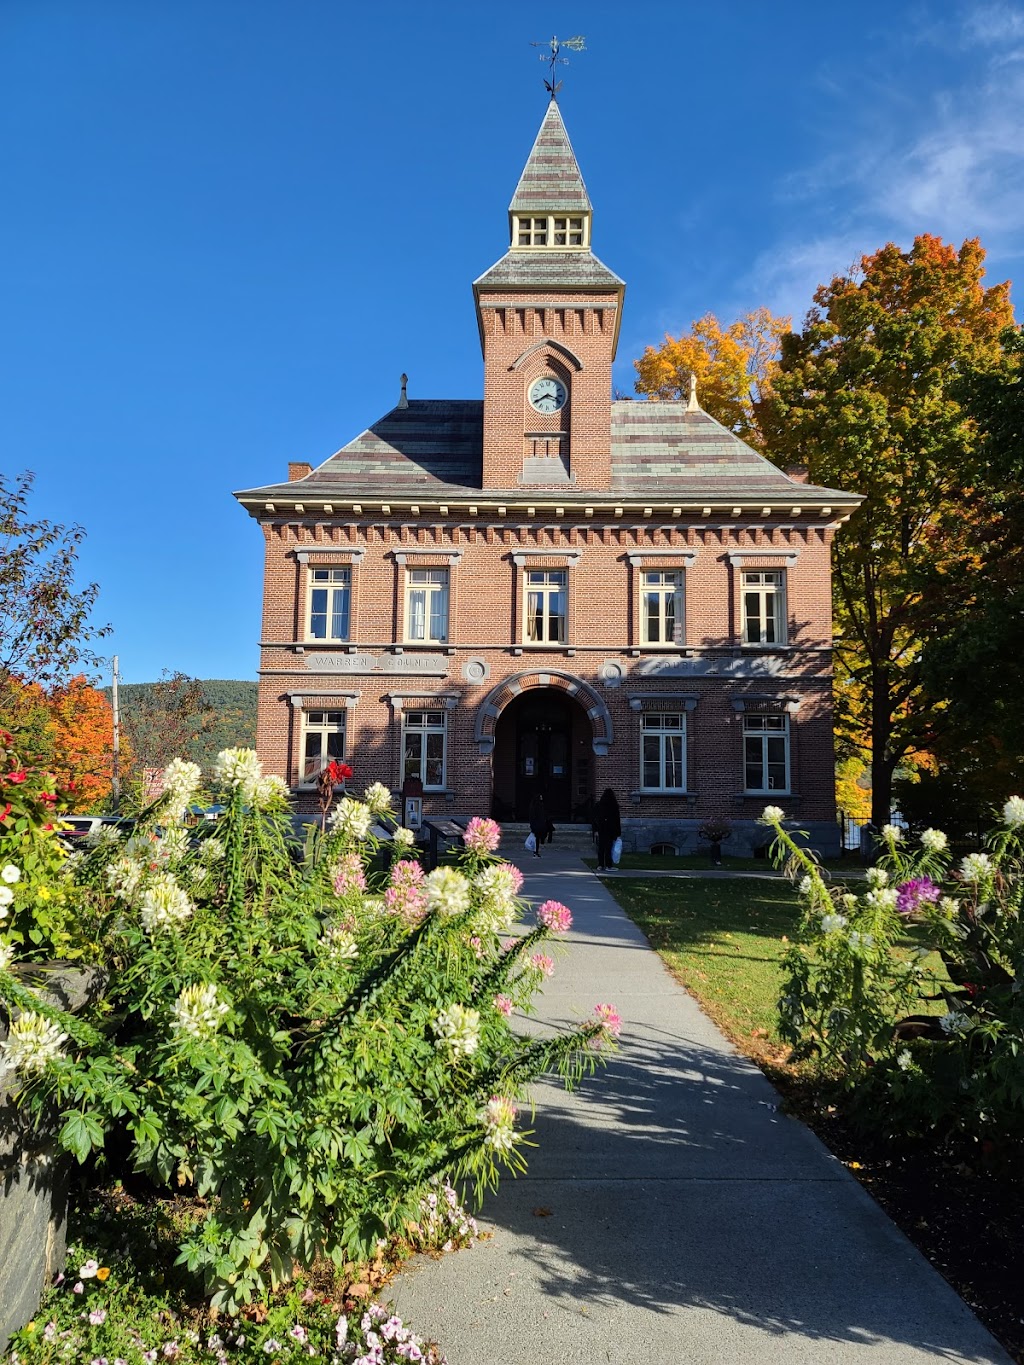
[475, 671, 613, 823]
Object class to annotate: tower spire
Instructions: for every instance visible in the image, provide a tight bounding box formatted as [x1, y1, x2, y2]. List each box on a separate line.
[530, 34, 585, 101]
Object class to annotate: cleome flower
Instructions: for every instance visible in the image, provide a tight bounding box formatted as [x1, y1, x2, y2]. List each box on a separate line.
[139, 873, 194, 935]
[896, 877, 942, 916]
[253, 773, 290, 807]
[959, 852, 994, 883]
[385, 858, 428, 924]
[329, 797, 373, 843]
[363, 782, 394, 816]
[848, 930, 875, 950]
[0, 939, 15, 972]
[213, 747, 263, 799]
[865, 887, 898, 912]
[425, 866, 472, 918]
[1, 1010, 68, 1074]
[477, 1096, 518, 1152]
[463, 816, 501, 855]
[392, 825, 416, 849]
[593, 1002, 622, 1037]
[106, 856, 145, 902]
[0, 885, 12, 918]
[321, 924, 359, 961]
[333, 852, 367, 897]
[433, 1003, 481, 1058]
[865, 866, 889, 889]
[1002, 795, 1024, 828]
[493, 994, 513, 1016]
[759, 805, 785, 825]
[160, 758, 202, 819]
[820, 913, 847, 935]
[198, 836, 225, 864]
[537, 900, 572, 934]
[170, 983, 230, 1040]
[920, 827, 948, 853]
[530, 952, 555, 978]
[880, 824, 904, 843]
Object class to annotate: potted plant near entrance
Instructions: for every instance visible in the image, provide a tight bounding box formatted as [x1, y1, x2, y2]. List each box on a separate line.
[697, 816, 733, 866]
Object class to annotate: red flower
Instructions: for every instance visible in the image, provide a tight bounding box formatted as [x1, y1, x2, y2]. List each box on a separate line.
[0, 730, 11, 745]
[6, 769, 28, 784]
[39, 791, 57, 805]
[0, 803, 10, 822]
[325, 760, 353, 784]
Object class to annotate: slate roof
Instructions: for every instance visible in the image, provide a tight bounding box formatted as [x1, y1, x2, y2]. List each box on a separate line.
[234, 400, 860, 510]
[509, 101, 591, 215]
[473, 249, 624, 293]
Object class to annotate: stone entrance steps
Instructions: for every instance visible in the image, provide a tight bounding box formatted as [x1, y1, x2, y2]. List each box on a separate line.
[499, 822, 596, 855]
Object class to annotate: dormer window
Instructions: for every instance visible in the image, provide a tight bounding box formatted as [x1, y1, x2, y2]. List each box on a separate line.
[513, 214, 590, 249]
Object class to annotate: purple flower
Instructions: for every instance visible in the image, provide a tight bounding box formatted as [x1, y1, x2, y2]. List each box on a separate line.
[896, 877, 941, 916]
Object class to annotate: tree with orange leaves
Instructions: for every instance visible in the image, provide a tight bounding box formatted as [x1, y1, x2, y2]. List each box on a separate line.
[762, 235, 1015, 825]
[48, 675, 117, 807]
[633, 307, 789, 450]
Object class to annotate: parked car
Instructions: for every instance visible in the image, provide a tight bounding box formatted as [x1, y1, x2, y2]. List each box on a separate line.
[58, 816, 134, 849]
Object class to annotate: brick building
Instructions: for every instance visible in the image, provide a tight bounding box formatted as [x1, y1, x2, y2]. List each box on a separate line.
[235, 100, 861, 854]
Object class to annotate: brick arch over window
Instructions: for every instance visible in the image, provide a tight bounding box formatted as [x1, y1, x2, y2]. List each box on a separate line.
[474, 670, 613, 756]
[509, 339, 584, 373]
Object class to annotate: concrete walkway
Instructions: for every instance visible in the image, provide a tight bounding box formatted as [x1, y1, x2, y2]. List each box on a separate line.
[392, 849, 1011, 1365]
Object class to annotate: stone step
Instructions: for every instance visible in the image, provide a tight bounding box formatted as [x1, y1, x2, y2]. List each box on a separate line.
[499, 822, 596, 854]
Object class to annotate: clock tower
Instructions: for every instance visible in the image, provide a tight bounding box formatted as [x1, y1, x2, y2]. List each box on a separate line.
[473, 100, 625, 492]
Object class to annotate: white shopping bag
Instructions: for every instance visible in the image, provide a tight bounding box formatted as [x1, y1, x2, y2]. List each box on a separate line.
[525, 832, 537, 852]
[611, 836, 622, 866]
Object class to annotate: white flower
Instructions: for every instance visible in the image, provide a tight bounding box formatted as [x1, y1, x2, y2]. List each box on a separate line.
[213, 747, 263, 799]
[170, 983, 229, 1039]
[1002, 796, 1024, 828]
[939, 896, 959, 917]
[322, 925, 358, 961]
[848, 931, 875, 950]
[433, 1003, 480, 1058]
[939, 1010, 971, 1035]
[161, 758, 202, 818]
[0, 940, 15, 972]
[841, 893, 858, 910]
[425, 867, 471, 918]
[1, 1011, 68, 1073]
[393, 826, 416, 849]
[0, 885, 13, 914]
[95, 823, 123, 846]
[472, 864, 521, 932]
[820, 913, 847, 935]
[759, 805, 785, 825]
[157, 826, 190, 865]
[866, 867, 889, 888]
[329, 798, 373, 842]
[1, 864, 20, 885]
[106, 856, 144, 902]
[199, 836, 225, 864]
[880, 824, 904, 843]
[363, 782, 393, 816]
[477, 1096, 518, 1153]
[139, 873, 194, 935]
[253, 774, 290, 807]
[959, 852, 993, 883]
[920, 828, 948, 853]
[897, 1049, 912, 1071]
[865, 888, 899, 912]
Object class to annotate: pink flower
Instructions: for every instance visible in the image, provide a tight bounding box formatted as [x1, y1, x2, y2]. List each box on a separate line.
[333, 853, 366, 896]
[89, 1309, 107, 1326]
[469, 935, 486, 960]
[493, 994, 513, 1016]
[385, 859, 428, 924]
[592, 1004, 625, 1031]
[73, 1282, 84, 1294]
[288, 1325, 308, 1344]
[464, 817, 501, 854]
[537, 900, 573, 934]
[497, 862, 524, 894]
[530, 952, 555, 978]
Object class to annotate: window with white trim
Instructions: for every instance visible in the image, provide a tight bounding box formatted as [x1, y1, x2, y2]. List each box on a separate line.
[743, 713, 790, 793]
[524, 569, 567, 644]
[301, 710, 346, 784]
[308, 568, 351, 641]
[641, 712, 686, 791]
[641, 570, 684, 645]
[516, 216, 549, 246]
[403, 709, 447, 790]
[742, 570, 786, 645]
[514, 215, 587, 247]
[405, 568, 449, 643]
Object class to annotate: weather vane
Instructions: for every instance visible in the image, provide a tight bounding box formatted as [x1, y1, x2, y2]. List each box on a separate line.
[530, 34, 586, 100]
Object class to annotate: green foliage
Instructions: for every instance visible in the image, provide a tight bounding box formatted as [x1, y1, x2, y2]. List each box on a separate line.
[767, 803, 1024, 1144]
[108, 679, 257, 776]
[0, 758, 615, 1312]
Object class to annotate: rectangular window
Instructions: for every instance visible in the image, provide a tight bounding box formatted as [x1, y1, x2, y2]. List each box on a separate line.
[552, 216, 584, 246]
[403, 710, 447, 790]
[516, 216, 548, 246]
[641, 570, 684, 644]
[301, 709, 346, 784]
[641, 712, 686, 791]
[308, 568, 351, 641]
[742, 570, 785, 644]
[405, 567, 449, 643]
[524, 569, 567, 644]
[744, 713, 790, 793]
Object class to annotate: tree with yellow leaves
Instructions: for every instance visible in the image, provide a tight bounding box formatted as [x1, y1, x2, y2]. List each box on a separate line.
[633, 307, 789, 450]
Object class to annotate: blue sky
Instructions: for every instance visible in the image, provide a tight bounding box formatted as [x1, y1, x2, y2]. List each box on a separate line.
[3, 1, 1022, 686]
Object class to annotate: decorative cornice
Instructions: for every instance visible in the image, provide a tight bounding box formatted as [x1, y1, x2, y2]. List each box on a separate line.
[511, 548, 582, 567]
[294, 547, 366, 566]
[627, 549, 699, 568]
[391, 548, 464, 566]
[727, 548, 799, 567]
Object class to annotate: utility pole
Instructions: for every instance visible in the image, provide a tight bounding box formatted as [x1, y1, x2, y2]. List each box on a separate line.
[111, 655, 121, 812]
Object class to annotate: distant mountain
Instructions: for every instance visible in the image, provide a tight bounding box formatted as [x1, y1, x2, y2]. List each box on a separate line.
[105, 679, 257, 774]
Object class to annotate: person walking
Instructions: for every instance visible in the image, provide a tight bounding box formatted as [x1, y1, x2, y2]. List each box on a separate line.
[594, 787, 621, 871]
[528, 792, 547, 859]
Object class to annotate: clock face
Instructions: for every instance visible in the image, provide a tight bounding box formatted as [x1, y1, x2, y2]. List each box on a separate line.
[529, 376, 568, 413]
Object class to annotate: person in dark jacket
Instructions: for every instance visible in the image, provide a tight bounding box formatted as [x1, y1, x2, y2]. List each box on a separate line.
[528, 793, 547, 859]
[594, 787, 621, 871]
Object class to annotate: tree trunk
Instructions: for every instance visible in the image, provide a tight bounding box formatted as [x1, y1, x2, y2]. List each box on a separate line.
[870, 672, 898, 827]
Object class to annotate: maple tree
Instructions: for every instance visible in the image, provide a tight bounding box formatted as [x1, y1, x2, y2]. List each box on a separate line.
[49, 675, 117, 807]
[633, 307, 789, 449]
[762, 235, 1014, 825]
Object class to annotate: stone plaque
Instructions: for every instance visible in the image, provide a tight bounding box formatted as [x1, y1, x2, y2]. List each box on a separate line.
[637, 655, 791, 679]
[305, 653, 449, 677]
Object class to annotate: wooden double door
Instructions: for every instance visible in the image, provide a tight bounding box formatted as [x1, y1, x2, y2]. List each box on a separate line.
[514, 691, 573, 821]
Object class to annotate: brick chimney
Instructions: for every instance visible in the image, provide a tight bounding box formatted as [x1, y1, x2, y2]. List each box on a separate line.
[786, 464, 809, 484]
[288, 462, 312, 482]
